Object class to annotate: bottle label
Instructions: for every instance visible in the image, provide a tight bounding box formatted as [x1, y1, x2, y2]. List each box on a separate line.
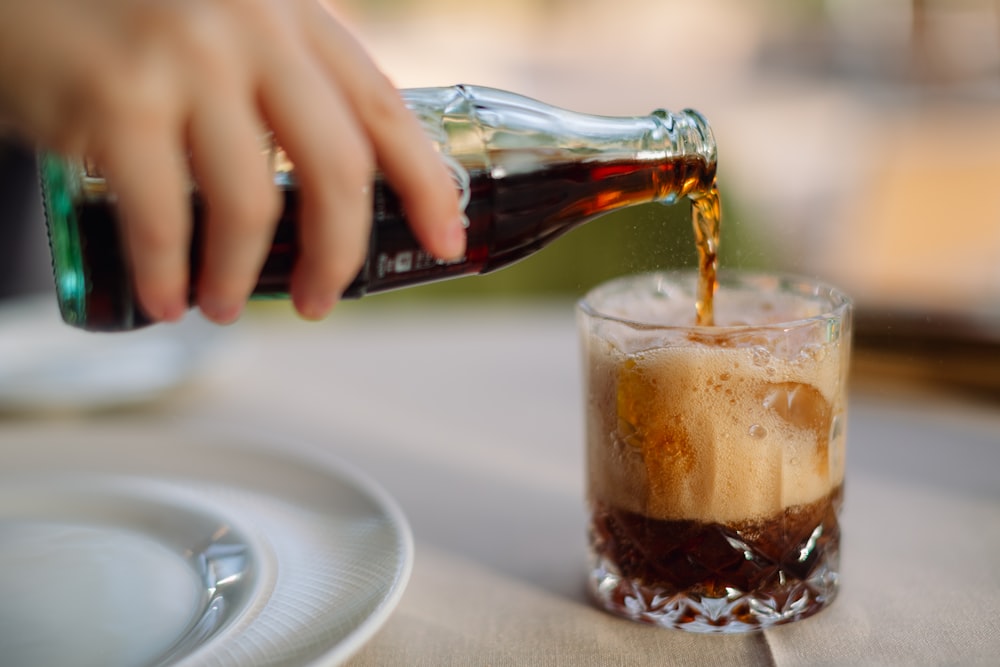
[373, 153, 471, 278]
[375, 248, 446, 278]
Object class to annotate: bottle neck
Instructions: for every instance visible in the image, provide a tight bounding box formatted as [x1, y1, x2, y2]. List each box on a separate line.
[402, 85, 717, 204]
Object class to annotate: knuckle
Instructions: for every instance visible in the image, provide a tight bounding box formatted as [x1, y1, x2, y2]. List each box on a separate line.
[173, 13, 239, 80]
[92, 66, 174, 132]
[76, 59, 122, 117]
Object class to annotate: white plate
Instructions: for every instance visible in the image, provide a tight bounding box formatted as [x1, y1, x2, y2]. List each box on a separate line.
[0, 295, 219, 411]
[0, 425, 414, 667]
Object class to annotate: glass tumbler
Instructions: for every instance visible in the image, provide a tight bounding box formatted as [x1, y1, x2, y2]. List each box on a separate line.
[578, 270, 852, 632]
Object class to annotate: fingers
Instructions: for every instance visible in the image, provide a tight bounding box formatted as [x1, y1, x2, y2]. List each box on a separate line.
[363, 87, 467, 262]
[188, 105, 280, 324]
[101, 125, 192, 323]
[256, 36, 374, 320]
[187, 78, 280, 323]
[56, 0, 465, 326]
[300, 5, 466, 261]
[94, 53, 192, 324]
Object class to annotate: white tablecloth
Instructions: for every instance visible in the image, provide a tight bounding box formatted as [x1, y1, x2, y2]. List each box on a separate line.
[3, 302, 999, 665]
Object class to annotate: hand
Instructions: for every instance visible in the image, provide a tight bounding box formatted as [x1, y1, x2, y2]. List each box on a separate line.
[0, 0, 465, 323]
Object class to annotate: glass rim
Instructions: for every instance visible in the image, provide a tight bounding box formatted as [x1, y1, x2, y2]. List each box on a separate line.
[577, 269, 852, 333]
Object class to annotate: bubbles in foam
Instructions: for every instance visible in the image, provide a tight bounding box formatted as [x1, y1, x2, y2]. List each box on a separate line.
[751, 347, 771, 367]
[749, 424, 768, 440]
[798, 343, 826, 364]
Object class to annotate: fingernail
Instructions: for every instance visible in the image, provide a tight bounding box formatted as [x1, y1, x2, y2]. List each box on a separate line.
[199, 299, 242, 325]
[440, 217, 467, 260]
[159, 301, 188, 323]
[295, 294, 338, 321]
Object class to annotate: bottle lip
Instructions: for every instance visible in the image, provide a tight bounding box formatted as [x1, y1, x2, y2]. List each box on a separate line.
[681, 108, 717, 159]
[650, 107, 717, 171]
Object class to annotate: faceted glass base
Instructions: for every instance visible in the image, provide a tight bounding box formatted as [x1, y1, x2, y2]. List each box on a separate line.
[587, 549, 840, 633]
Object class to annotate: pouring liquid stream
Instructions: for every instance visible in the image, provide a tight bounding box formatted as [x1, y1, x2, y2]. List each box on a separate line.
[691, 185, 721, 327]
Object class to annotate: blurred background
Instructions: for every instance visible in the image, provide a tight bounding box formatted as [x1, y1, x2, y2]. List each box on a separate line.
[1, 0, 998, 401]
[330, 0, 1000, 399]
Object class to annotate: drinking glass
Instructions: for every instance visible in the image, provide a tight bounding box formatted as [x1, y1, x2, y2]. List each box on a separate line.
[578, 270, 852, 632]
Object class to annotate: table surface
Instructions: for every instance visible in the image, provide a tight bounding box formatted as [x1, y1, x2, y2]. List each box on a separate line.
[3, 302, 999, 666]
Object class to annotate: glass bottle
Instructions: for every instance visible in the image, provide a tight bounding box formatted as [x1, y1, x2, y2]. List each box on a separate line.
[40, 85, 716, 332]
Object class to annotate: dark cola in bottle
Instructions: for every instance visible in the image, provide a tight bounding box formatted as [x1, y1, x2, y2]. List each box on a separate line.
[40, 85, 716, 332]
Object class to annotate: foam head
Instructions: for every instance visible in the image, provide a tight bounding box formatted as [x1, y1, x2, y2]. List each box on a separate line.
[579, 271, 852, 523]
